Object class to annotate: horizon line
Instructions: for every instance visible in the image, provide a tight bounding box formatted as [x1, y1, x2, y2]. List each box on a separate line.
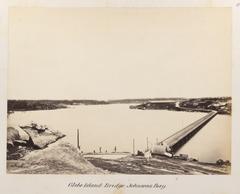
[7, 96, 232, 101]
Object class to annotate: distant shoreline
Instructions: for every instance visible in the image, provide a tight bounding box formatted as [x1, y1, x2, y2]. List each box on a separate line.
[8, 97, 231, 115]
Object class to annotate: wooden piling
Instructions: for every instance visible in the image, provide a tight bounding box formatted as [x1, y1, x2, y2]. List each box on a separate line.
[133, 138, 135, 155]
[77, 129, 80, 150]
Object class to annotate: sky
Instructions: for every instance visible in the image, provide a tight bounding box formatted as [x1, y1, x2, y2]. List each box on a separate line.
[8, 8, 231, 100]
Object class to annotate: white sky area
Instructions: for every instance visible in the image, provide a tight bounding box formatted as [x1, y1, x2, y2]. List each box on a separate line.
[8, 8, 231, 100]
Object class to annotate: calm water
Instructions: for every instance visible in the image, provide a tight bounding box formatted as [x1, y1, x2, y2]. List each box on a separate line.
[8, 104, 231, 163]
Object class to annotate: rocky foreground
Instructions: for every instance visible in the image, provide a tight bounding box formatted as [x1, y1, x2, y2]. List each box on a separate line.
[7, 124, 65, 160]
[7, 141, 107, 174]
[7, 125, 107, 174]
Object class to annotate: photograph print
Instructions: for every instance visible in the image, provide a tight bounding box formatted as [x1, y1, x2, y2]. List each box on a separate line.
[7, 7, 231, 175]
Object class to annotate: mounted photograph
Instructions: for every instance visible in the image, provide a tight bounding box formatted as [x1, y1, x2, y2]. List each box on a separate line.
[7, 7, 231, 175]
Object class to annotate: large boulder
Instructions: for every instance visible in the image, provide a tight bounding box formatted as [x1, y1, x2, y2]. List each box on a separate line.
[7, 127, 30, 159]
[7, 127, 20, 145]
[7, 127, 21, 151]
[20, 126, 65, 149]
[15, 126, 30, 141]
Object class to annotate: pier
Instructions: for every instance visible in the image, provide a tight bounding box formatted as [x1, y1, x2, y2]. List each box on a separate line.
[152, 111, 218, 156]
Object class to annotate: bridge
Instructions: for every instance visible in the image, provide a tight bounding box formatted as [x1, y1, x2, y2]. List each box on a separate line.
[152, 110, 218, 156]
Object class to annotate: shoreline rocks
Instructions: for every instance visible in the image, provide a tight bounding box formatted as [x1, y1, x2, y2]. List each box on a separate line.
[20, 124, 65, 149]
[7, 123, 65, 160]
[7, 124, 107, 174]
[7, 141, 107, 174]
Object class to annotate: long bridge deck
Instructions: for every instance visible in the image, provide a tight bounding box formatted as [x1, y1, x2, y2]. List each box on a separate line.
[152, 111, 217, 155]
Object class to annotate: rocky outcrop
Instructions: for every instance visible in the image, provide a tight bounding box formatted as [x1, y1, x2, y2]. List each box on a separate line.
[7, 127, 21, 147]
[7, 124, 107, 174]
[7, 124, 65, 160]
[7, 141, 107, 174]
[20, 125, 65, 149]
[7, 127, 32, 160]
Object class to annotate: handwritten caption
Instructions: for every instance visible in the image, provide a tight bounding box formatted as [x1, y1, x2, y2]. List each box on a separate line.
[67, 182, 166, 190]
